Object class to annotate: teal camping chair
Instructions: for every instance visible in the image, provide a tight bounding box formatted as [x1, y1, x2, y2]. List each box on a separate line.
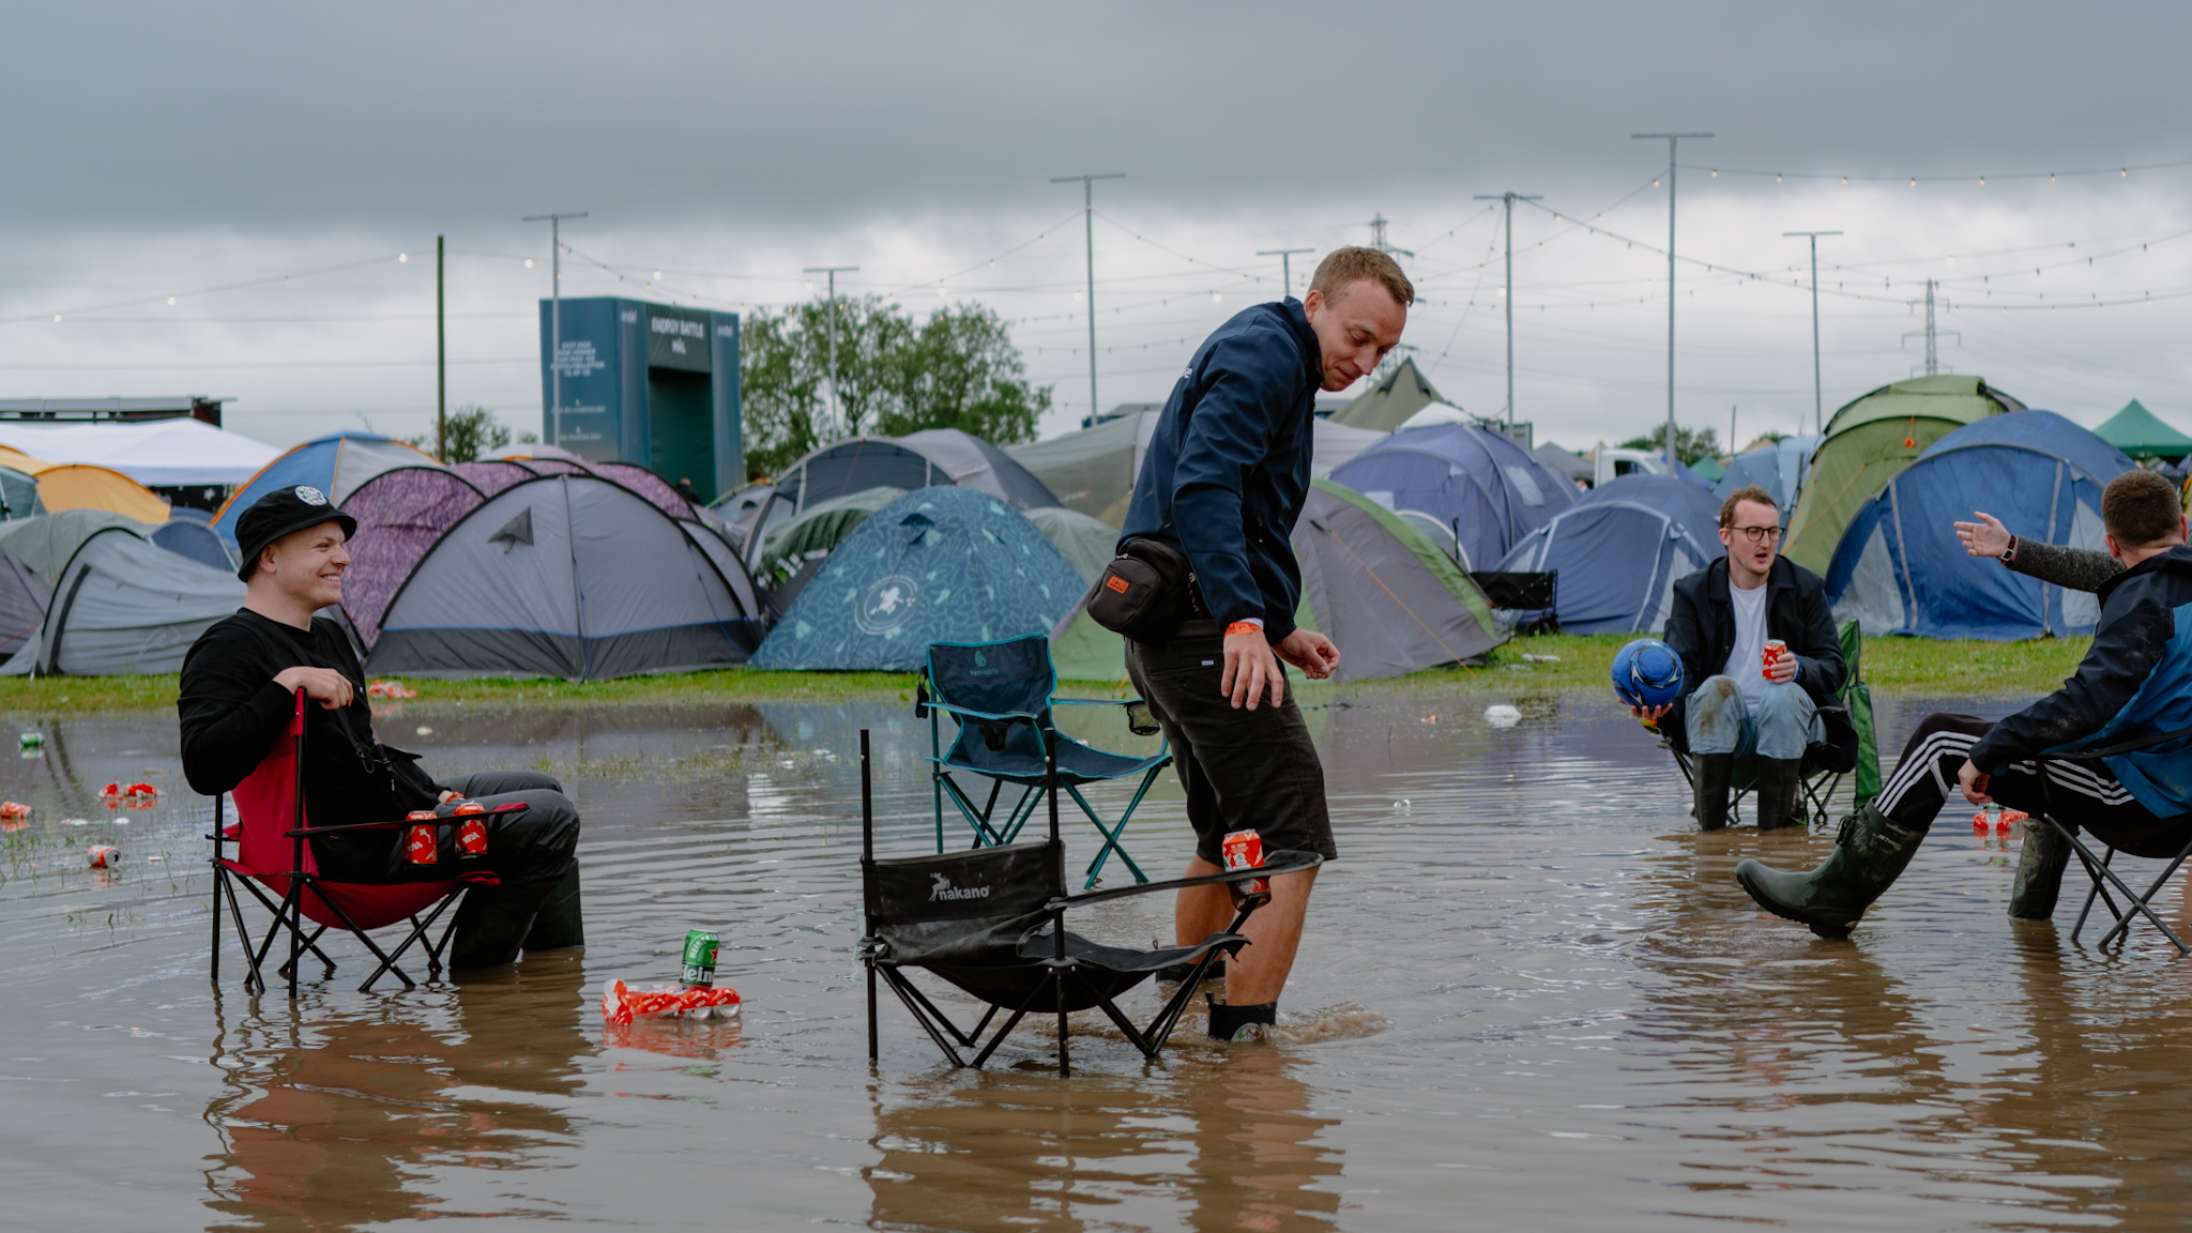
[918, 635, 1170, 889]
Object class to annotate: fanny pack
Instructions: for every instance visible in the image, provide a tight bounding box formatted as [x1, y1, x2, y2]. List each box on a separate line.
[1086, 537, 1195, 640]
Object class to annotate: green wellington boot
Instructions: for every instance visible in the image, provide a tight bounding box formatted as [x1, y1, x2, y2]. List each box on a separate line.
[1751, 758, 1804, 831]
[2008, 818, 2074, 920]
[1693, 754, 1735, 832]
[1735, 803, 1926, 939]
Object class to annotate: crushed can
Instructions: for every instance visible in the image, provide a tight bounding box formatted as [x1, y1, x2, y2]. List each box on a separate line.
[681, 929, 720, 988]
[1222, 828, 1269, 897]
[88, 844, 120, 869]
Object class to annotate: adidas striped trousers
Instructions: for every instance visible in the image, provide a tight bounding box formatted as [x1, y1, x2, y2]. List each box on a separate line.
[1879, 713, 2175, 852]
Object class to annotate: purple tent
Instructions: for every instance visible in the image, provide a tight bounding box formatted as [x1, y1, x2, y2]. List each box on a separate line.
[339, 467, 485, 648]
[453, 460, 535, 498]
[593, 461, 699, 521]
[1327, 424, 1579, 570]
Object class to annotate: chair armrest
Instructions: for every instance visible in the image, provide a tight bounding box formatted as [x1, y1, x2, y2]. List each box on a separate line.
[922, 699, 1048, 725]
[1052, 696, 1162, 737]
[1063, 849, 1323, 908]
[1051, 697, 1145, 708]
[285, 801, 529, 838]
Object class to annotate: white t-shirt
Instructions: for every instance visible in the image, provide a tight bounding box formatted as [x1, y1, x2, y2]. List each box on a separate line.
[1723, 580, 1770, 709]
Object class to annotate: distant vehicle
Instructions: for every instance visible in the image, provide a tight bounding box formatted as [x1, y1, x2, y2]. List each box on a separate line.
[1592, 448, 1672, 487]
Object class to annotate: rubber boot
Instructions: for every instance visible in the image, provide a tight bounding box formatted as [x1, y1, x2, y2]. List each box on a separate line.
[2009, 817, 2075, 920]
[521, 861, 585, 953]
[1206, 995, 1276, 1042]
[1751, 758, 1804, 831]
[1735, 803, 1927, 939]
[448, 880, 556, 972]
[1692, 754, 1735, 832]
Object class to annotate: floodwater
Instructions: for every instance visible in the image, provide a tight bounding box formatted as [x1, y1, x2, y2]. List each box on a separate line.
[4, 688, 2192, 1232]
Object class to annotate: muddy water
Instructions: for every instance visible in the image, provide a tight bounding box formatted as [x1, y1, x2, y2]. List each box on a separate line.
[3, 690, 2191, 1231]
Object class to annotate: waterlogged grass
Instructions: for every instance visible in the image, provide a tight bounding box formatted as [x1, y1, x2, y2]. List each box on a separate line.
[0, 634, 2090, 718]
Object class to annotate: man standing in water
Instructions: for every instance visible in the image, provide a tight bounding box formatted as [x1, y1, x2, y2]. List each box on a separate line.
[1119, 247, 1410, 1040]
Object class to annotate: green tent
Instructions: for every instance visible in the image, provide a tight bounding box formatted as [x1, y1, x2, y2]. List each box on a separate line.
[1690, 457, 1727, 484]
[1051, 479, 1507, 683]
[1332, 357, 1446, 432]
[1782, 374, 2024, 572]
[2093, 399, 2192, 461]
[751, 486, 903, 585]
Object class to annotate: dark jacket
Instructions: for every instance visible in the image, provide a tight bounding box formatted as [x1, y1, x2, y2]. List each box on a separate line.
[1119, 299, 1322, 642]
[1972, 543, 2192, 816]
[1662, 556, 1848, 754]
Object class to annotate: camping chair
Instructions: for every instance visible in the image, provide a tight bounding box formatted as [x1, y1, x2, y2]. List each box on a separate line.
[208, 689, 527, 995]
[859, 730, 1321, 1076]
[2028, 724, 2192, 957]
[918, 634, 1170, 890]
[1664, 619, 1881, 830]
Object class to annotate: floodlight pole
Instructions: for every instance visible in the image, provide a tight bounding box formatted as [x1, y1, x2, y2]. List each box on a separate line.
[435, 234, 446, 460]
[1474, 191, 1542, 425]
[803, 265, 860, 434]
[1632, 133, 1712, 469]
[1784, 229, 1842, 435]
[1053, 173, 1125, 422]
[523, 211, 588, 447]
[1257, 246, 1314, 300]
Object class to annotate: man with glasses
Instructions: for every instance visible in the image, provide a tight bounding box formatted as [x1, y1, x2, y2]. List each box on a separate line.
[1633, 484, 1845, 830]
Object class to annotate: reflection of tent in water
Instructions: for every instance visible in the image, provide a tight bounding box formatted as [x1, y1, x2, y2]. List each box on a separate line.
[2, 518, 242, 675]
[0, 547, 50, 657]
[1327, 423, 1577, 569]
[212, 433, 442, 549]
[753, 487, 1085, 672]
[1052, 480, 1508, 683]
[1331, 356, 1445, 432]
[1783, 375, 2022, 572]
[2092, 398, 2192, 462]
[1714, 435, 1819, 521]
[1827, 411, 2132, 640]
[367, 475, 762, 680]
[1008, 411, 1386, 526]
[1494, 474, 1721, 634]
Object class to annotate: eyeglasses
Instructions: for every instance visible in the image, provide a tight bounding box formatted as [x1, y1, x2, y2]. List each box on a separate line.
[1728, 524, 1782, 544]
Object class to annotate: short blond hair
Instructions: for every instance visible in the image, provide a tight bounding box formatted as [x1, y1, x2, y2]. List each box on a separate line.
[1309, 246, 1414, 308]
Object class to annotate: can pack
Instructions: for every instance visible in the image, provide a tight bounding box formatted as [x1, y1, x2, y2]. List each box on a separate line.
[681, 930, 720, 988]
[1222, 828, 1269, 897]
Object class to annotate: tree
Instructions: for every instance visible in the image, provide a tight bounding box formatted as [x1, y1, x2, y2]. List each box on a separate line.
[1618, 424, 1720, 466]
[408, 405, 511, 463]
[739, 296, 1050, 479]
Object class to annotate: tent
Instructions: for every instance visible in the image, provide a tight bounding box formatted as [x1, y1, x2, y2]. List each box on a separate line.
[1327, 423, 1578, 569]
[212, 433, 443, 549]
[1494, 474, 1723, 634]
[1531, 442, 1593, 487]
[0, 465, 40, 521]
[367, 475, 762, 680]
[2093, 399, 2192, 462]
[2, 523, 243, 675]
[1050, 480, 1509, 682]
[1024, 505, 1120, 586]
[745, 429, 1058, 554]
[1826, 411, 2132, 639]
[0, 548, 50, 657]
[337, 466, 488, 648]
[1714, 435, 1819, 522]
[752, 487, 1085, 672]
[752, 486, 904, 585]
[0, 509, 150, 584]
[150, 508, 237, 573]
[0, 419, 278, 487]
[1689, 457, 1727, 484]
[1008, 411, 1385, 526]
[0, 447, 170, 524]
[1332, 357, 1446, 432]
[591, 461, 699, 520]
[452, 459, 536, 497]
[1782, 374, 2023, 572]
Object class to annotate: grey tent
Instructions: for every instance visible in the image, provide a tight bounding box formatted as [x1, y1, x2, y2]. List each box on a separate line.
[367, 475, 763, 680]
[752, 486, 906, 584]
[0, 509, 150, 585]
[1332, 357, 1446, 431]
[1530, 442, 1594, 487]
[0, 547, 50, 657]
[741, 429, 1058, 554]
[3, 523, 243, 675]
[1008, 410, 1389, 526]
[151, 508, 238, 572]
[0, 466, 41, 521]
[1024, 504, 1121, 585]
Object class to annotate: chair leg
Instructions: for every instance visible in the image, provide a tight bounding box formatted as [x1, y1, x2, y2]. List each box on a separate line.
[878, 967, 969, 1067]
[210, 861, 222, 986]
[995, 784, 1042, 846]
[248, 885, 302, 996]
[2091, 849, 2192, 954]
[232, 877, 340, 974]
[2068, 842, 2119, 942]
[939, 774, 1012, 848]
[219, 872, 266, 994]
[1080, 772, 1160, 889]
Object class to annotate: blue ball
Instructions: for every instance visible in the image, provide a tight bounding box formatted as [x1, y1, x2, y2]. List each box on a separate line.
[1611, 638, 1686, 710]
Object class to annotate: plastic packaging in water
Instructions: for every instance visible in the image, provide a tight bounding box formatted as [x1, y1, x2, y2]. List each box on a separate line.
[1483, 704, 1522, 729]
[601, 978, 742, 1026]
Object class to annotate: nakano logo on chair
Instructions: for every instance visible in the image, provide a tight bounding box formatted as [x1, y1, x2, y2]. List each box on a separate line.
[928, 872, 991, 902]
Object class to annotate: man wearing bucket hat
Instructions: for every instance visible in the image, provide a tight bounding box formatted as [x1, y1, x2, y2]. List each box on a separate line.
[179, 485, 584, 970]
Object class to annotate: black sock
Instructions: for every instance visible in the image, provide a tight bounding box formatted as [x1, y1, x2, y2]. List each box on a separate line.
[1206, 996, 1277, 1041]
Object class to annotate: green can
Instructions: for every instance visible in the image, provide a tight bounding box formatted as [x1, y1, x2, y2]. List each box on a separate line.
[680, 929, 719, 988]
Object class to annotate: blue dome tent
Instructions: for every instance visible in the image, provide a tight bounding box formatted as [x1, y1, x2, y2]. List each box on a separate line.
[1327, 423, 1577, 569]
[1494, 474, 1722, 634]
[1714, 435, 1819, 522]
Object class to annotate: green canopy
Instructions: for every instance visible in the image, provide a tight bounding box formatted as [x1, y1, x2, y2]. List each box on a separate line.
[1332, 357, 1446, 432]
[1782, 374, 2023, 572]
[1690, 457, 1727, 484]
[2093, 399, 2192, 461]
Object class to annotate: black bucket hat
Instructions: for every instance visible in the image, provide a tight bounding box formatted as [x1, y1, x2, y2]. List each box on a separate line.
[234, 485, 357, 581]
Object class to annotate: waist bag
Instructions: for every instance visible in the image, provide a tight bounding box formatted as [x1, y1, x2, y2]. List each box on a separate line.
[1087, 537, 1195, 640]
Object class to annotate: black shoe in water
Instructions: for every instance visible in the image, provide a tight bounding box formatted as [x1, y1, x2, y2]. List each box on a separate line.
[1735, 803, 1927, 939]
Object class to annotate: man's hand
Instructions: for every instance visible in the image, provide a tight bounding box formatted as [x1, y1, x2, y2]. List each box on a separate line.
[1220, 625, 1285, 710]
[1274, 629, 1341, 680]
[438, 789, 463, 805]
[1957, 758, 1992, 806]
[1629, 702, 1673, 728]
[1954, 511, 2011, 559]
[1765, 652, 1799, 685]
[274, 665, 354, 710]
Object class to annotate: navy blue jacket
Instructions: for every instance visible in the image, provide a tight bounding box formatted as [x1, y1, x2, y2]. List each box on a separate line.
[1972, 542, 2192, 816]
[1661, 556, 1847, 754]
[1119, 299, 1321, 641]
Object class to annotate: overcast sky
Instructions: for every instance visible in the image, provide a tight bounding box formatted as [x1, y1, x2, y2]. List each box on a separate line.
[6, 1, 2191, 453]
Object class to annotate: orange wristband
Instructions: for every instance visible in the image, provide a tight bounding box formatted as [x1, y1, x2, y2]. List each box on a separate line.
[1225, 621, 1262, 637]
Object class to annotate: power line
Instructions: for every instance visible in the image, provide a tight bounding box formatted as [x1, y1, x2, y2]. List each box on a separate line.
[1684, 157, 2192, 186]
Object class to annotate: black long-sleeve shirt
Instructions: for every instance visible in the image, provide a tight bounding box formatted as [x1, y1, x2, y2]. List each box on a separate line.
[178, 609, 440, 828]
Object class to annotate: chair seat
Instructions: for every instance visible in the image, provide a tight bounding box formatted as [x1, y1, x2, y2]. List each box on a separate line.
[941, 734, 1169, 787]
[218, 858, 475, 932]
[909, 926, 1237, 1012]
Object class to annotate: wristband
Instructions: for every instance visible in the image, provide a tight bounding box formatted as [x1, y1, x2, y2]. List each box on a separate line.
[2003, 534, 2018, 564]
[1225, 621, 1262, 638]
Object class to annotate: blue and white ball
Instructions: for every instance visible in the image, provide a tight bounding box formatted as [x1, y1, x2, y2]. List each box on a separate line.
[1611, 638, 1686, 710]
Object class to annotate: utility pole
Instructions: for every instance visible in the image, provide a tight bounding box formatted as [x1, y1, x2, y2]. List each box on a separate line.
[1473, 191, 1542, 425]
[435, 234, 446, 460]
[1783, 229, 1842, 435]
[802, 265, 860, 434]
[522, 210, 588, 447]
[1366, 213, 1414, 258]
[1051, 172, 1125, 422]
[1257, 246, 1315, 299]
[1902, 279, 1959, 376]
[1631, 132, 1712, 470]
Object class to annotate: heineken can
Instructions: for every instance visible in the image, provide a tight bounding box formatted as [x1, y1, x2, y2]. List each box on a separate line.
[680, 930, 720, 988]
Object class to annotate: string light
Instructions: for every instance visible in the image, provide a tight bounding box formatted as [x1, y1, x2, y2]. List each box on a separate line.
[524, 257, 535, 269]
[397, 252, 408, 264]
[651, 270, 662, 281]
[1774, 173, 1784, 184]
[1909, 177, 1918, 188]
[165, 296, 176, 306]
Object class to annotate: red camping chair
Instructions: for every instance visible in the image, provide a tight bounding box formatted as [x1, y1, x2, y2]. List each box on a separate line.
[209, 689, 526, 995]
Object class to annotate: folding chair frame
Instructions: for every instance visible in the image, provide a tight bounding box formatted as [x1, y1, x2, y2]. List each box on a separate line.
[2030, 722, 2192, 957]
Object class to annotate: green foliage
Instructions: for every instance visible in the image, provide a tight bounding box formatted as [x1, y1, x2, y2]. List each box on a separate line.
[409, 405, 512, 463]
[1618, 424, 1720, 465]
[739, 297, 1050, 479]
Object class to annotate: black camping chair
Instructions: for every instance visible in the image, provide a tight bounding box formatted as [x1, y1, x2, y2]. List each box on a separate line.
[2028, 724, 2192, 956]
[919, 634, 1170, 889]
[860, 729, 1320, 1076]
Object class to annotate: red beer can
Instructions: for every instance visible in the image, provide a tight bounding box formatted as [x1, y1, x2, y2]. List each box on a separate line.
[1762, 638, 1788, 680]
[405, 823, 438, 866]
[452, 800, 486, 816]
[1222, 828, 1268, 896]
[456, 817, 488, 858]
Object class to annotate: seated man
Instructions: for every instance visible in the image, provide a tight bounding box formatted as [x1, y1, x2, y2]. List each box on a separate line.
[1739, 471, 2192, 936]
[181, 486, 583, 970]
[1636, 484, 1846, 830]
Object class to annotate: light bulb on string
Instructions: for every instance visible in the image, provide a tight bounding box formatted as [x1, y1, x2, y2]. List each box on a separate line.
[1841, 175, 1849, 186]
[50, 314, 62, 323]
[166, 296, 176, 306]
[397, 252, 409, 264]
[2122, 168, 2130, 177]
[651, 271, 662, 282]
[1652, 177, 1662, 189]
[1909, 177, 1918, 188]
[1977, 176, 1985, 187]
[1211, 290, 1222, 303]
[1775, 173, 1784, 184]
[524, 257, 535, 269]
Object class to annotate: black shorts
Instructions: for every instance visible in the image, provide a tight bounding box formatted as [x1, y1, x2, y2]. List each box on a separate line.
[1124, 622, 1337, 867]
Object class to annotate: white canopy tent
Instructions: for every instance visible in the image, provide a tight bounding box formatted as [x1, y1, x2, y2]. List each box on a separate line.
[0, 419, 279, 486]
